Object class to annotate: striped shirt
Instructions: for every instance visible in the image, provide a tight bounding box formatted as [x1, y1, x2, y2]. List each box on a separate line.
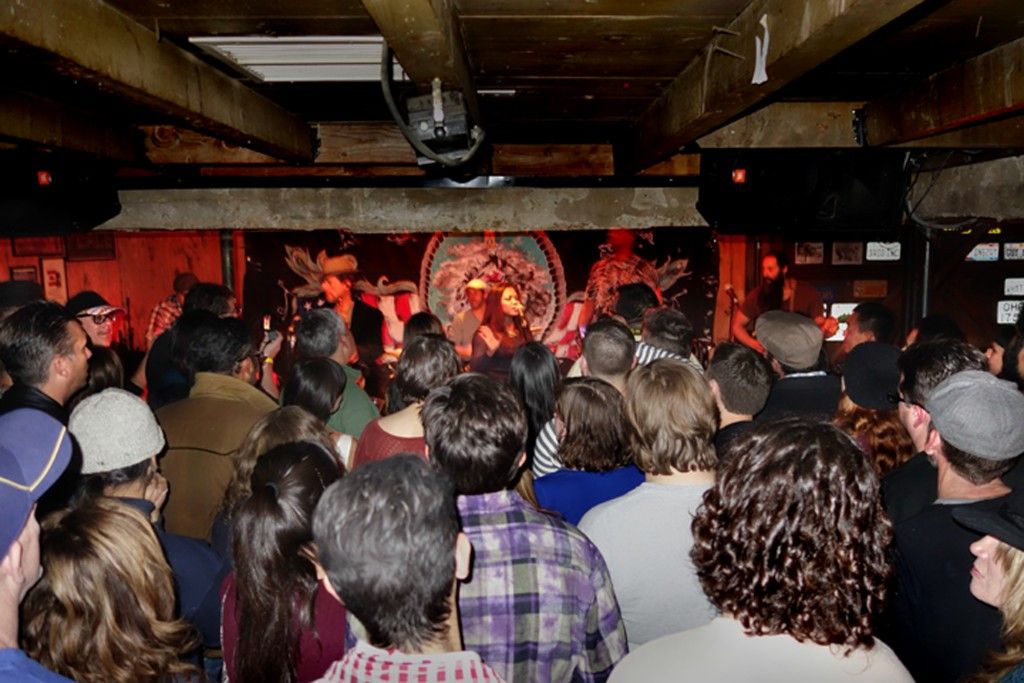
[457, 490, 628, 683]
[314, 641, 504, 683]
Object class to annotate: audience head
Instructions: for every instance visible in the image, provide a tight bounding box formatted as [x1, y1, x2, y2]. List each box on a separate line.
[0, 410, 72, 605]
[389, 334, 461, 411]
[70, 388, 165, 498]
[422, 373, 527, 495]
[755, 311, 824, 374]
[314, 455, 468, 652]
[22, 498, 197, 683]
[835, 342, 913, 475]
[556, 377, 630, 472]
[65, 291, 124, 348]
[988, 324, 1018, 378]
[641, 306, 694, 357]
[626, 358, 717, 475]
[613, 283, 659, 331]
[282, 357, 347, 423]
[171, 272, 199, 303]
[403, 311, 444, 342]
[222, 406, 339, 515]
[923, 370, 1024, 486]
[841, 302, 897, 354]
[951, 503, 1024, 683]
[182, 283, 236, 317]
[694, 418, 891, 652]
[508, 342, 562, 458]
[183, 314, 256, 382]
[0, 301, 90, 400]
[582, 318, 636, 382]
[905, 312, 965, 348]
[67, 345, 124, 411]
[295, 308, 353, 365]
[0, 280, 43, 319]
[705, 342, 771, 419]
[231, 440, 341, 683]
[896, 339, 987, 451]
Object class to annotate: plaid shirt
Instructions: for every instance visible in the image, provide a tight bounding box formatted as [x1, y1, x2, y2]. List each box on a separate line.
[457, 490, 628, 683]
[146, 296, 182, 345]
[314, 642, 504, 683]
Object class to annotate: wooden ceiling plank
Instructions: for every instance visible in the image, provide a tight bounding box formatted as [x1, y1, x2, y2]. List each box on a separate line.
[491, 144, 614, 176]
[624, 0, 930, 172]
[360, 0, 481, 124]
[696, 102, 862, 149]
[0, 0, 315, 162]
[144, 123, 418, 165]
[863, 36, 1024, 146]
[0, 92, 138, 162]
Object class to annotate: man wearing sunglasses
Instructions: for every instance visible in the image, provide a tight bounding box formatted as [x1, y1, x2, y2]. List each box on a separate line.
[65, 291, 125, 348]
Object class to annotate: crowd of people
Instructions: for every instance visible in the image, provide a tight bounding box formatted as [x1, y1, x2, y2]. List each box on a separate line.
[0, 256, 1022, 683]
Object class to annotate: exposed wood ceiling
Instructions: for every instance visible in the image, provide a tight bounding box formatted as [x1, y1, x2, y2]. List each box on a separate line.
[0, 0, 1020, 181]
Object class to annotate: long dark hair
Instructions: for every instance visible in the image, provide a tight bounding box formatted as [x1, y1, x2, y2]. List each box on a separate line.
[481, 285, 531, 341]
[508, 341, 561, 459]
[231, 441, 342, 683]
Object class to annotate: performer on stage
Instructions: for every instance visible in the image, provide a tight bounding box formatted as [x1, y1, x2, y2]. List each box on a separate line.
[731, 251, 838, 355]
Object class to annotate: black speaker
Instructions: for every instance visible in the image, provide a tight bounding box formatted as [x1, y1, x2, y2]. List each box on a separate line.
[0, 150, 121, 234]
[697, 150, 907, 234]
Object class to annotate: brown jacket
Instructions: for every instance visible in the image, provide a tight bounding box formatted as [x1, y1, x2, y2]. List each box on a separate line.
[156, 372, 276, 540]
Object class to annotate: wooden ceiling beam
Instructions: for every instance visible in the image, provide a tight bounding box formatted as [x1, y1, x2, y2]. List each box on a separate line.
[863, 36, 1024, 146]
[0, 92, 138, 162]
[0, 0, 315, 162]
[360, 0, 481, 125]
[696, 102, 862, 149]
[622, 0, 929, 172]
[894, 116, 1024, 149]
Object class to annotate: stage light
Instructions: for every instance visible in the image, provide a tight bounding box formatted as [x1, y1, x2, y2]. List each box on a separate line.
[731, 168, 746, 184]
[36, 170, 52, 187]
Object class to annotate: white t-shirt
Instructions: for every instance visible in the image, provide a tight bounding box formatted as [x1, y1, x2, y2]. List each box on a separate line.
[609, 617, 913, 683]
[578, 482, 715, 647]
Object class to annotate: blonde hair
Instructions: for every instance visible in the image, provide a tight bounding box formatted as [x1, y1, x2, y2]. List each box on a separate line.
[22, 499, 198, 683]
[220, 406, 339, 514]
[971, 543, 1024, 682]
[626, 358, 718, 474]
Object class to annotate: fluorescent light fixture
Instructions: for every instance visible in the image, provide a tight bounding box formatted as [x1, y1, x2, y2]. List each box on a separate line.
[189, 35, 406, 82]
[478, 89, 516, 96]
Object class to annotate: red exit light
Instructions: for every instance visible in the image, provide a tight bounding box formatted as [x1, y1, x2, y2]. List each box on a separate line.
[731, 168, 746, 184]
[36, 170, 52, 186]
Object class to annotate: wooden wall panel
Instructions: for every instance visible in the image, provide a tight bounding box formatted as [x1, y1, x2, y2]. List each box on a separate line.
[114, 231, 223, 349]
[713, 234, 748, 342]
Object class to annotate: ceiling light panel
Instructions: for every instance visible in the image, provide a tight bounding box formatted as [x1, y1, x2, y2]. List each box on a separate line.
[189, 36, 406, 82]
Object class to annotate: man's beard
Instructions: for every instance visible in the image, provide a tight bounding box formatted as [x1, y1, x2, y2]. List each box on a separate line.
[758, 274, 785, 312]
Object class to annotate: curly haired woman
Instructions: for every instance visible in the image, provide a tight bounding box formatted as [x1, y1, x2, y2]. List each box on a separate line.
[610, 417, 913, 682]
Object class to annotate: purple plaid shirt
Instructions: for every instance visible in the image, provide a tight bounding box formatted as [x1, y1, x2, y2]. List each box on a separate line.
[457, 490, 628, 683]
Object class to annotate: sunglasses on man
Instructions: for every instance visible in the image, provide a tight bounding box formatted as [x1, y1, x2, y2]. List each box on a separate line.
[76, 312, 118, 325]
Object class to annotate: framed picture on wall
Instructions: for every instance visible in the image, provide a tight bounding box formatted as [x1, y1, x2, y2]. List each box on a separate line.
[832, 242, 864, 265]
[41, 258, 68, 304]
[65, 233, 116, 261]
[9, 266, 39, 283]
[11, 236, 64, 257]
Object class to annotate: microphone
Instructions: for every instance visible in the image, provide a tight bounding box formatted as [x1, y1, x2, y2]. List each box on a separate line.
[724, 284, 739, 306]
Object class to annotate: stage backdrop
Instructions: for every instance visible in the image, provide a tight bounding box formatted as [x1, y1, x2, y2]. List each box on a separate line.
[243, 228, 718, 360]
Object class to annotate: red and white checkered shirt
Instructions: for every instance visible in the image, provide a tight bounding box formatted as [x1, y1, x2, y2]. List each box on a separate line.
[313, 642, 505, 683]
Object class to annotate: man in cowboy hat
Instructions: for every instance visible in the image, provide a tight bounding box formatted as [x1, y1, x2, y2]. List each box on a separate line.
[318, 253, 384, 366]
